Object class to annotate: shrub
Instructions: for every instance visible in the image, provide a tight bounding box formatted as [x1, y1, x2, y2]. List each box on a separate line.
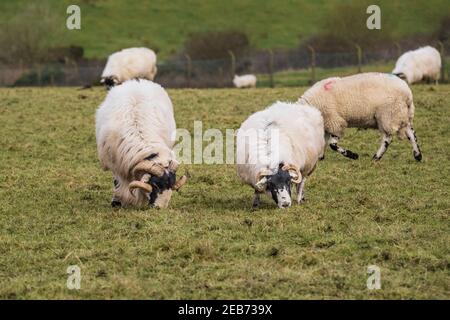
[14, 65, 65, 86]
[47, 46, 85, 63]
[301, 1, 393, 53]
[183, 31, 250, 60]
[435, 15, 450, 46]
[0, 3, 61, 65]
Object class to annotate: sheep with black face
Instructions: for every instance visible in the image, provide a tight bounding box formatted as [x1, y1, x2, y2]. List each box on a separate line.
[236, 101, 325, 209]
[100, 47, 158, 89]
[96, 79, 186, 209]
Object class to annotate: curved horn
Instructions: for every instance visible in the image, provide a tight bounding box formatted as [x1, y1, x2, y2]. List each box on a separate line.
[173, 175, 187, 191]
[256, 169, 271, 182]
[129, 173, 152, 195]
[282, 164, 302, 184]
[255, 169, 271, 191]
[133, 160, 165, 177]
[168, 159, 179, 172]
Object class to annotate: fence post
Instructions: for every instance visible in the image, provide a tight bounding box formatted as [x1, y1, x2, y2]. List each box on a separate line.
[37, 64, 42, 86]
[438, 41, 445, 83]
[307, 45, 316, 84]
[184, 54, 192, 87]
[394, 42, 401, 58]
[268, 49, 274, 88]
[228, 50, 236, 77]
[355, 44, 362, 73]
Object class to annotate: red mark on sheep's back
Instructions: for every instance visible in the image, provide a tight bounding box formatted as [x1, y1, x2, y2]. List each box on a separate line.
[323, 80, 334, 91]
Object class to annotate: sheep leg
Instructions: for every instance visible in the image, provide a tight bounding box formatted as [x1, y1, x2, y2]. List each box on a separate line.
[296, 177, 306, 204]
[406, 126, 422, 161]
[252, 191, 261, 208]
[329, 134, 359, 160]
[372, 134, 392, 161]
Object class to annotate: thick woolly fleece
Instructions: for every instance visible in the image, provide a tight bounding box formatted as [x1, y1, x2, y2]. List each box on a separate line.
[299, 72, 415, 139]
[392, 46, 441, 84]
[233, 74, 257, 88]
[101, 47, 158, 84]
[236, 101, 325, 188]
[96, 79, 177, 207]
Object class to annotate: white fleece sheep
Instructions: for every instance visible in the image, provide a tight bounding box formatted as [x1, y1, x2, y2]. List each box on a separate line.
[96, 79, 186, 209]
[392, 46, 441, 84]
[233, 74, 257, 88]
[299, 72, 422, 161]
[100, 47, 158, 88]
[236, 101, 325, 208]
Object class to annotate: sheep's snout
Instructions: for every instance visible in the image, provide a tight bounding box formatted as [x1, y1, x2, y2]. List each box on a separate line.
[275, 188, 292, 209]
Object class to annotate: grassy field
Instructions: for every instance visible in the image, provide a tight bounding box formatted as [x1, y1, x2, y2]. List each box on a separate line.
[0, 85, 449, 299]
[257, 60, 450, 87]
[1, 0, 449, 59]
[258, 63, 395, 87]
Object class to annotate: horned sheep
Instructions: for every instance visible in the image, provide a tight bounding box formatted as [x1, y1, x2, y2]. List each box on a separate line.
[236, 101, 325, 209]
[100, 47, 158, 89]
[392, 46, 441, 84]
[96, 79, 187, 209]
[299, 72, 422, 162]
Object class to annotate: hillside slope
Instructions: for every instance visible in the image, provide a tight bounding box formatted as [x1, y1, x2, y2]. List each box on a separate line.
[1, 0, 449, 59]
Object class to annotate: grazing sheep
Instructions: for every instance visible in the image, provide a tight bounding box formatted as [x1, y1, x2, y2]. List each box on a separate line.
[299, 72, 422, 162]
[236, 101, 325, 209]
[100, 47, 158, 89]
[392, 46, 441, 84]
[96, 79, 187, 209]
[233, 74, 257, 88]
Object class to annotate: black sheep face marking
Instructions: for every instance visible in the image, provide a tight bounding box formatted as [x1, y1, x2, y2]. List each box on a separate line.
[101, 76, 119, 89]
[147, 171, 177, 208]
[264, 165, 293, 209]
[393, 73, 407, 81]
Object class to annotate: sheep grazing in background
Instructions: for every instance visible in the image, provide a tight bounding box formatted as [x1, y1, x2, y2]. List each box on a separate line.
[96, 79, 187, 209]
[392, 46, 441, 84]
[233, 74, 257, 88]
[100, 47, 158, 89]
[236, 101, 325, 209]
[299, 73, 422, 162]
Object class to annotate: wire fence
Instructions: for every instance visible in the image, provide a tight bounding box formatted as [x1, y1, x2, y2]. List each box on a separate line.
[0, 42, 448, 88]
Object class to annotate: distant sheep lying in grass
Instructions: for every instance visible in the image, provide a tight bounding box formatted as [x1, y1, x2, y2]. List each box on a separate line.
[237, 101, 325, 209]
[100, 47, 158, 89]
[96, 79, 187, 209]
[299, 73, 422, 161]
[233, 74, 257, 88]
[392, 46, 441, 84]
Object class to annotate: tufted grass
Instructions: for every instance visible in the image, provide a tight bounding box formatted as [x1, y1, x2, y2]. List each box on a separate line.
[0, 84, 449, 299]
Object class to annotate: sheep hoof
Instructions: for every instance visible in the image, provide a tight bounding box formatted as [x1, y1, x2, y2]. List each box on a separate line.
[372, 154, 381, 161]
[347, 151, 359, 160]
[414, 153, 422, 162]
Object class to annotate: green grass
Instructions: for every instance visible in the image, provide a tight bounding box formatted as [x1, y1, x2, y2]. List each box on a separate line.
[1, 0, 449, 59]
[258, 63, 395, 87]
[258, 59, 450, 87]
[0, 85, 449, 299]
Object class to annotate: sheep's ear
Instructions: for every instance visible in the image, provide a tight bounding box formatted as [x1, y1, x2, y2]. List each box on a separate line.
[100, 78, 105, 84]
